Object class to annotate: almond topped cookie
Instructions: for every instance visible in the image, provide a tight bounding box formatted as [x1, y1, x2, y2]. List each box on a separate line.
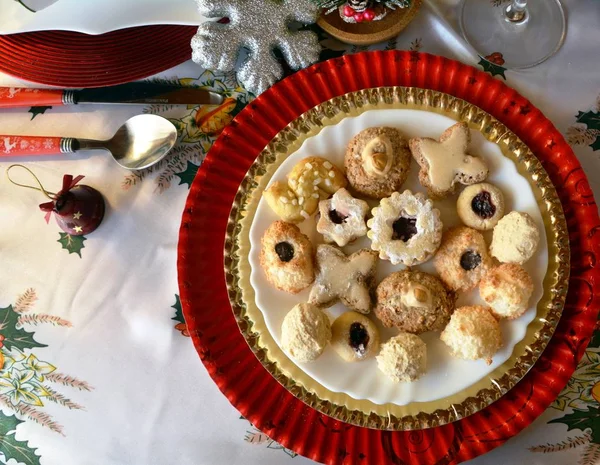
[344, 127, 411, 199]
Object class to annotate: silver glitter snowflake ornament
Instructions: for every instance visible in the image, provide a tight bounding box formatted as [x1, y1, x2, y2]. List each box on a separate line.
[191, 0, 321, 95]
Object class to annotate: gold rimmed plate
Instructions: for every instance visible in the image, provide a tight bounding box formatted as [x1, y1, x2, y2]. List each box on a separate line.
[225, 87, 569, 430]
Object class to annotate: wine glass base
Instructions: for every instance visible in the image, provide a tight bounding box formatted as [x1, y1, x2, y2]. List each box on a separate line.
[459, 0, 566, 69]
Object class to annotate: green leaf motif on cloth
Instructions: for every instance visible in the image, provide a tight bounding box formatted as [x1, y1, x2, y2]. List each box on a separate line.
[549, 406, 600, 444]
[575, 110, 600, 151]
[0, 306, 46, 352]
[175, 161, 199, 188]
[477, 56, 507, 80]
[171, 295, 184, 324]
[0, 412, 40, 465]
[57, 233, 86, 258]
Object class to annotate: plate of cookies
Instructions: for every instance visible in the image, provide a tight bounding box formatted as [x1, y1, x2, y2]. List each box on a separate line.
[226, 86, 569, 429]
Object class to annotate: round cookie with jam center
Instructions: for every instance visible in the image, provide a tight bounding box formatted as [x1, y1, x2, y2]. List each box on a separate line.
[344, 127, 411, 199]
[433, 226, 493, 292]
[368, 190, 443, 266]
[260, 220, 314, 294]
[457, 182, 505, 230]
[331, 312, 380, 362]
[374, 270, 456, 334]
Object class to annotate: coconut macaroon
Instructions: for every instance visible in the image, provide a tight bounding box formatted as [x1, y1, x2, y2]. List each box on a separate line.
[490, 211, 540, 264]
[376, 333, 427, 382]
[440, 306, 502, 365]
[479, 264, 534, 320]
[281, 303, 331, 363]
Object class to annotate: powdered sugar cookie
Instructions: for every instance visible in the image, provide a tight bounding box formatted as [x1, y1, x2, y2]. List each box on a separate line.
[316, 188, 369, 247]
[367, 190, 443, 266]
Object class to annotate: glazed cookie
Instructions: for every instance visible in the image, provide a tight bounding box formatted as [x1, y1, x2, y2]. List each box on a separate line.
[331, 312, 380, 362]
[308, 245, 378, 314]
[260, 221, 314, 294]
[264, 156, 347, 223]
[433, 226, 492, 292]
[457, 182, 505, 230]
[409, 122, 489, 199]
[490, 211, 540, 264]
[344, 127, 411, 199]
[367, 190, 443, 266]
[479, 263, 534, 320]
[440, 305, 502, 365]
[316, 188, 369, 247]
[281, 303, 331, 363]
[374, 270, 456, 334]
[376, 333, 427, 383]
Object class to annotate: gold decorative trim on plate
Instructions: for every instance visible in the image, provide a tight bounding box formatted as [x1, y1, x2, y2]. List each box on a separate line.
[225, 87, 570, 430]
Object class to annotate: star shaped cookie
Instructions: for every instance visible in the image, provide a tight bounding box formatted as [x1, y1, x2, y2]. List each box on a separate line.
[409, 122, 489, 199]
[316, 188, 369, 247]
[309, 245, 378, 314]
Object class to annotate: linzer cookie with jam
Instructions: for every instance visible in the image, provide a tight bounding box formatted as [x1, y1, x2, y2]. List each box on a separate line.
[409, 122, 489, 199]
[367, 190, 443, 266]
[260, 221, 314, 294]
[457, 182, 505, 230]
[344, 127, 411, 199]
[433, 226, 492, 292]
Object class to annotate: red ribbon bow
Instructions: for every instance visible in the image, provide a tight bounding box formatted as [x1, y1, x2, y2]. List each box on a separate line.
[39, 174, 85, 223]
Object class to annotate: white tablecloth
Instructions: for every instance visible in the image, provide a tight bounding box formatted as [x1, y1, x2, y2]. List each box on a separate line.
[0, 1, 599, 464]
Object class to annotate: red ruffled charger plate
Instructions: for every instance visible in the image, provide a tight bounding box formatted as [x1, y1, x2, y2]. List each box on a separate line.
[178, 51, 600, 464]
[0, 26, 197, 87]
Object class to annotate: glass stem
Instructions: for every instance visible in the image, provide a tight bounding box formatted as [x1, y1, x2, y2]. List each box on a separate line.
[505, 0, 528, 23]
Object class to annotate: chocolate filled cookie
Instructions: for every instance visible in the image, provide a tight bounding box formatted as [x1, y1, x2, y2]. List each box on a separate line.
[374, 270, 456, 334]
[433, 226, 492, 292]
[344, 127, 411, 199]
[260, 221, 314, 294]
[331, 312, 380, 362]
[457, 182, 505, 230]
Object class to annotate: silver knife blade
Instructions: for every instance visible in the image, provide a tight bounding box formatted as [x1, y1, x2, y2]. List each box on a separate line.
[70, 82, 223, 106]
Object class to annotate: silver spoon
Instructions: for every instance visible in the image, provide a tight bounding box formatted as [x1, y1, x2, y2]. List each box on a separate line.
[0, 114, 178, 170]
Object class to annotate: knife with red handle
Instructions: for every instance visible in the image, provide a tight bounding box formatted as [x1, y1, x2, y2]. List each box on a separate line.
[0, 82, 223, 108]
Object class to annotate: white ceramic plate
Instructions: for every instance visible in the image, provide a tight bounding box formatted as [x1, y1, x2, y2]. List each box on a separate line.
[248, 109, 548, 406]
[0, 0, 204, 35]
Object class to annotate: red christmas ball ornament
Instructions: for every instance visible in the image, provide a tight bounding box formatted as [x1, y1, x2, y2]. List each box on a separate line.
[363, 8, 376, 21]
[39, 174, 105, 236]
[354, 11, 365, 22]
[343, 4, 355, 17]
